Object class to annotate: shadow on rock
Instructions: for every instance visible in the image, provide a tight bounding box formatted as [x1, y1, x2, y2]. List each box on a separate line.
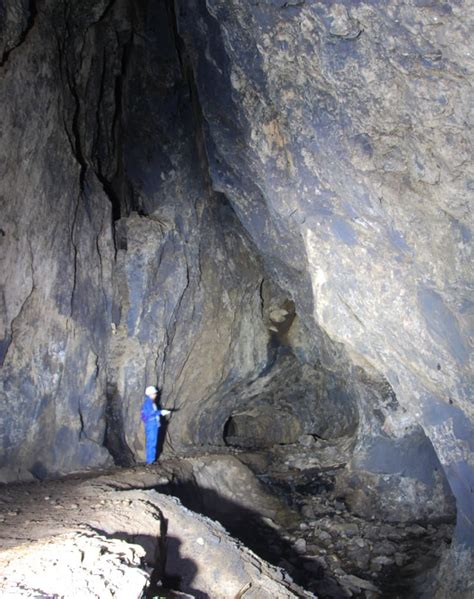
[156, 478, 338, 597]
[162, 535, 209, 599]
[91, 527, 208, 599]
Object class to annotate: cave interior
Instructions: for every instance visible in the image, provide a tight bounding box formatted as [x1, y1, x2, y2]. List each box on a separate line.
[0, 1, 472, 598]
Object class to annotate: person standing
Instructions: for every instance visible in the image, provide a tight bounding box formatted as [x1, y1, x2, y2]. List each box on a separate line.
[141, 385, 171, 464]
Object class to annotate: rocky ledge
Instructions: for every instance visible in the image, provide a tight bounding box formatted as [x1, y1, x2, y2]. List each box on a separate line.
[1, 440, 461, 599]
[0, 465, 310, 599]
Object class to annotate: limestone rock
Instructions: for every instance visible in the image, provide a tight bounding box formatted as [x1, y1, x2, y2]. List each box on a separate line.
[160, 454, 292, 527]
[0, 0, 473, 594]
[0, 470, 313, 599]
[0, 530, 149, 599]
[176, 0, 474, 551]
[224, 407, 303, 448]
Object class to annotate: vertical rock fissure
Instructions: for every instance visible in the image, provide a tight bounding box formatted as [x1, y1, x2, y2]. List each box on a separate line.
[54, 31, 87, 193]
[166, 0, 213, 196]
[107, 29, 135, 221]
[104, 382, 135, 467]
[69, 193, 80, 317]
[259, 278, 265, 318]
[161, 261, 190, 397]
[90, 25, 135, 231]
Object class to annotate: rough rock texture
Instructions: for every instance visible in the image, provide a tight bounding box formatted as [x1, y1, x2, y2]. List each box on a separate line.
[0, 0, 472, 594]
[0, 468, 312, 598]
[240, 441, 456, 598]
[0, 0, 120, 475]
[174, 0, 473, 547]
[158, 454, 296, 531]
[1, 531, 150, 599]
[118, 452, 455, 597]
[0, 0, 269, 474]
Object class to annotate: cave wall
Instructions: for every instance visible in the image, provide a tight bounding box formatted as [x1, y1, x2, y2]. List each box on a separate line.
[174, 0, 473, 548]
[0, 0, 472, 572]
[0, 0, 274, 473]
[0, 0, 120, 475]
[98, 0, 270, 460]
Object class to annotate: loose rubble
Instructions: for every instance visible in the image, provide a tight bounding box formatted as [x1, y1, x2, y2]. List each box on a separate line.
[156, 437, 455, 598]
[240, 438, 455, 598]
[0, 434, 457, 598]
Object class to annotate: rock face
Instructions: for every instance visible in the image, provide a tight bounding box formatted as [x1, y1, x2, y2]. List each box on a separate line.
[0, 468, 310, 598]
[1, 531, 151, 599]
[0, 0, 472, 593]
[174, 0, 473, 548]
[0, 0, 268, 474]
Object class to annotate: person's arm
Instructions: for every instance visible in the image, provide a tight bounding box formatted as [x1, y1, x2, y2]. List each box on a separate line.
[159, 409, 171, 416]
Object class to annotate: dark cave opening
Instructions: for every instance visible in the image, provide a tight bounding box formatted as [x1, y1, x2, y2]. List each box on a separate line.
[207, 332, 457, 597]
[222, 415, 236, 445]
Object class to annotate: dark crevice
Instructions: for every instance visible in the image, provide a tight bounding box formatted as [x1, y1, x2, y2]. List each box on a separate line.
[259, 278, 266, 318]
[0, 0, 38, 67]
[54, 31, 79, 171]
[58, 3, 89, 193]
[93, 29, 134, 224]
[103, 382, 136, 467]
[145, 512, 167, 598]
[97, 0, 119, 25]
[58, 12, 86, 313]
[96, 232, 110, 313]
[92, 48, 108, 183]
[58, 3, 134, 226]
[0, 335, 12, 369]
[222, 416, 236, 446]
[161, 259, 191, 393]
[78, 405, 85, 439]
[166, 0, 213, 196]
[64, 65, 88, 191]
[69, 194, 80, 316]
[166, 0, 185, 74]
[95, 172, 123, 222]
[109, 32, 134, 218]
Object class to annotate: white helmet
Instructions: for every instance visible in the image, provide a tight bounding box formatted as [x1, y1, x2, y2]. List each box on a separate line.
[145, 385, 158, 396]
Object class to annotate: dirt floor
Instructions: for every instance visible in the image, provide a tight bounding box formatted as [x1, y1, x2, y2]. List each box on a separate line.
[0, 439, 454, 598]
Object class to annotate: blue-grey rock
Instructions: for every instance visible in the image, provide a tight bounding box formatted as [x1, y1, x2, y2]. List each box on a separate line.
[175, 0, 473, 556]
[0, 0, 472, 593]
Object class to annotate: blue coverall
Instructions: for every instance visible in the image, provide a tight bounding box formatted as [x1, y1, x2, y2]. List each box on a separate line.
[141, 396, 165, 464]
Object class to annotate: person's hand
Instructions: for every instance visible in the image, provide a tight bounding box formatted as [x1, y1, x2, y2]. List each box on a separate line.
[161, 409, 171, 416]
